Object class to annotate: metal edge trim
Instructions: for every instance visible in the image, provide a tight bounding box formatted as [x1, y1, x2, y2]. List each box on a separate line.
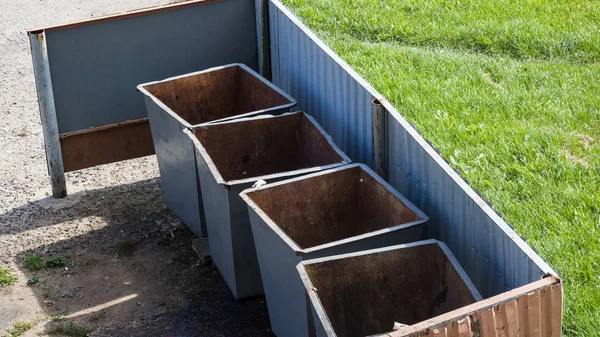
[59, 117, 149, 139]
[437, 241, 483, 301]
[28, 0, 226, 34]
[137, 63, 297, 129]
[296, 261, 339, 337]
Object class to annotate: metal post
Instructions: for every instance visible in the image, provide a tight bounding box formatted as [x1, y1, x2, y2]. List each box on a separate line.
[255, 0, 271, 80]
[29, 32, 67, 198]
[371, 98, 387, 180]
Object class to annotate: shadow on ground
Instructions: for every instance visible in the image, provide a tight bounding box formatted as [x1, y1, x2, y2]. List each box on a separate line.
[5, 179, 271, 336]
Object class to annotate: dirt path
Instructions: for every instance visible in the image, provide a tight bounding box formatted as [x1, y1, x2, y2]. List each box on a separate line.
[0, 1, 271, 336]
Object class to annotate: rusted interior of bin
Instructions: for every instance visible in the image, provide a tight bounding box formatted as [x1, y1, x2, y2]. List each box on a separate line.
[305, 243, 478, 337]
[142, 65, 292, 125]
[246, 166, 422, 249]
[191, 113, 344, 181]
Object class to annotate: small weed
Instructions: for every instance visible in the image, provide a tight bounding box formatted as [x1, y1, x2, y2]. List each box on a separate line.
[42, 288, 51, 298]
[51, 314, 65, 322]
[158, 299, 167, 307]
[5, 321, 32, 337]
[184, 286, 200, 298]
[0, 268, 17, 287]
[116, 241, 136, 257]
[26, 277, 38, 285]
[24, 254, 45, 271]
[16, 125, 27, 137]
[47, 322, 90, 337]
[88, 311, 105, 323]
[170, 253, 186, 265]
[46, 257, 68, 268]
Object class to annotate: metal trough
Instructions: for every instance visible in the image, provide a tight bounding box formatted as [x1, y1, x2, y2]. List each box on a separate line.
[184, 111, 350, 299]
[297, 239, 482, 337]
[137, 63, 296, 237]
[240, 163, 429, 337]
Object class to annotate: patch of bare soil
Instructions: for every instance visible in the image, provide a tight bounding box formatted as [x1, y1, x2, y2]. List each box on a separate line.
[1, 179, 271, 336]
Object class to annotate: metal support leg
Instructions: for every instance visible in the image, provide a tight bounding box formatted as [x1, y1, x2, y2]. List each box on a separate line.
[255, 0, 271, 80]
[29, 32, 67, 198]
[371, 98, 387, 180]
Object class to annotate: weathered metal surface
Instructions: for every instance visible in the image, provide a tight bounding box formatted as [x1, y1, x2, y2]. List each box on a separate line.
[29, 32, 66, 198]
[186, 112, 349, 299]
[269, 1, 377, 166]
[268, 0, 556, 300]
[241, 163, 429, 337]
[34, 0, 259, 135]
[371, 98, 387, 180]
[60, 118, 154, 172]
[298, 240, 482, 337]
[138, 64, 296, 237]
[384, 276, 562, 337]
[27, 0, 261, 194]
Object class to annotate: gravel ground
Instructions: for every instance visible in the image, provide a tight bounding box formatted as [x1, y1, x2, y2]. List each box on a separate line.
[0, 1, 271, 336]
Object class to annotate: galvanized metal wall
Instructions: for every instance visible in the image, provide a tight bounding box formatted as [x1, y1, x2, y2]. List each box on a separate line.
[40, 0, 258, 134]
[269, 1, 376, 165]
[268, 0, 556, 298]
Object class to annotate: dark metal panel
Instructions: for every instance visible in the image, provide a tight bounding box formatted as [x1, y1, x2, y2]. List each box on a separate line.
[44, 0, 258, 134]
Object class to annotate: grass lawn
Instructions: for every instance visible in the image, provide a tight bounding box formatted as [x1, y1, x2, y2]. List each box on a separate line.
[283, 0, 600, 335]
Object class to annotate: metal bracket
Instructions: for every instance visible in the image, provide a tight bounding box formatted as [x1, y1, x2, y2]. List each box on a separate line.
[371, 98, 387, 180]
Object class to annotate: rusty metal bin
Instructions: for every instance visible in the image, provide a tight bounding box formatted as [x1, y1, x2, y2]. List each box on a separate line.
[240, 163, 429, 337]
[183, 112, 350, 299]
[297, 239, 482, 337]
[137, 63, 296, 237]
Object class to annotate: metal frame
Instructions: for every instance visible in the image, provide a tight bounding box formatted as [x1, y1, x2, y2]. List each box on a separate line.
[136, 63, 296, 128]
[27, 0, 258, 198]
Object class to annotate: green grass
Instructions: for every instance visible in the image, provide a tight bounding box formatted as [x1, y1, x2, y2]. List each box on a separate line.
[23, 254, 45, 271]
[51, 314, 65, 322]
[46, 322, 90, 337]
[5, 321, 32, 337]
[283, 0, 599, 335]
[45, 257, 68, 268]
[0, 267, 17, 287]
[286, 0, 600, 63]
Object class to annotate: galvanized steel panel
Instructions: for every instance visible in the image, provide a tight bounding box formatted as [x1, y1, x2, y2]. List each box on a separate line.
[41, 0, 258, 134]
[268, 0, 556, 299]
[269, 1, 376, 165]
[143, 95, 206, 237]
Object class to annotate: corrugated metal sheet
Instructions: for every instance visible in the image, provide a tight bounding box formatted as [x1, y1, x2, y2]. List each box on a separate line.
[269, 1, 376, 165]
[268, 0, 556, 299]
[386, 276, 562, 337]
